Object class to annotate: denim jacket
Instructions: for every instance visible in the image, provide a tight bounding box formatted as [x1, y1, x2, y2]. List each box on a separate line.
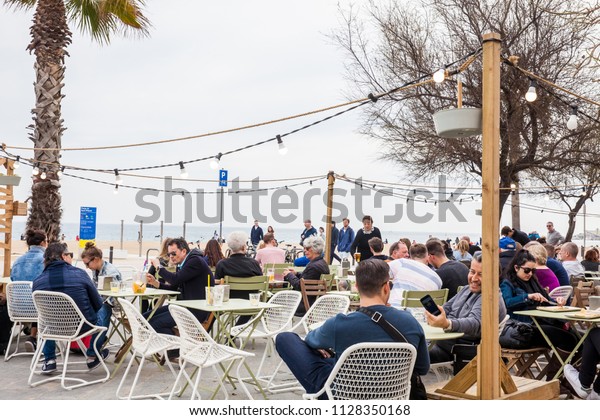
[10, 246, 45, 281]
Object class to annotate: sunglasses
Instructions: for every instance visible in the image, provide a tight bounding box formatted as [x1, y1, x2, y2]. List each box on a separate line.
[167, 251, 177, 257]
[519, 266, 536, 275]
[63, 252, 73, 258]
[83, 257, 95, 267]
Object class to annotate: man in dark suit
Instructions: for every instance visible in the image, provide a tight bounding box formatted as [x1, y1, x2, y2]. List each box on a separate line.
[250, 220, 264, 248]
[329, 221, 340, 263]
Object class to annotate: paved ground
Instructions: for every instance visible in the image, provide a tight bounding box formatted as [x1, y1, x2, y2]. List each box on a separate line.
[0, 330, 312, 400]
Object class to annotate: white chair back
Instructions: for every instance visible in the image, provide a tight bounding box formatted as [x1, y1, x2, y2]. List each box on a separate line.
[260, 290, 302, 334]
[33, 290, 88, 340]
[548, 285, 573, 301]
[168, 304, 218, 360]
[304, 342, 417, 400]
[300, 294, 350, 334]
[6, 281, 37, 321]
[29, 291, 109, 390]
[5, 281, 38, 361]
[117, 298, 168, 354]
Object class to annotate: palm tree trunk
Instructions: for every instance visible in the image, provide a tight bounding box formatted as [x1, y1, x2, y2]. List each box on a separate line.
[25, 0, 72, 242]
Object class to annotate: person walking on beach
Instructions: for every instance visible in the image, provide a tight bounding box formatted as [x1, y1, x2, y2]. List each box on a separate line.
[350, 215, 382, 262]
[546, 221, 564, 246]
[250, 220, 263, 248]
[337, 218, 354, 260]
[300, 219, 317, 246]
[329, 221, 341, 264]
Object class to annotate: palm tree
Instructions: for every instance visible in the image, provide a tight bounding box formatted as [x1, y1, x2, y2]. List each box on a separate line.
[4, 0, 149, 241]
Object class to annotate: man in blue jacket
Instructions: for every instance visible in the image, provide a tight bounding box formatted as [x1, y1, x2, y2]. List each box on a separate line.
[337, 218, 355, 260]
[276, 258, 429, 397]
[32, 243, 111, 373]
[300, 219, 317, 246]
[249, 220, 263, 248]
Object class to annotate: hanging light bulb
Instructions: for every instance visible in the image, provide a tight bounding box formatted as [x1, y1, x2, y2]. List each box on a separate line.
[57, 166, 64, 178]
[179, 161, 188, 178]
[276, 135, 288, 155]
[40, 170, 47, 180]
[114, 169, 123, 185]
[32, 164, 40, 176]
[113, 184, 119, 195]
[433, 68, 445, 83]
[525, 79, 538, 102]
[13, 156, 20, 169]
[581, 186, 586, 197]
[210, 153, 222, 170]
[567, 105, 578, 131]
[510, 183, 516, 190]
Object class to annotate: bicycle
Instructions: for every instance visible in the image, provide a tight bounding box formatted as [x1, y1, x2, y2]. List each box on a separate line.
[283, 243, 304, 264]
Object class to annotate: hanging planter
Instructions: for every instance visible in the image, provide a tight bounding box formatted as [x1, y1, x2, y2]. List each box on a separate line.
[433, 108, 482, 138]
[0, 175, 21, 186]
[432, 74, 482, 138]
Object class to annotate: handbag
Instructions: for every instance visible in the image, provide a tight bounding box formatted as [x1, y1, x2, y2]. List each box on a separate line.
[499, 318, 536, 349]
[357, 307, 427, 400]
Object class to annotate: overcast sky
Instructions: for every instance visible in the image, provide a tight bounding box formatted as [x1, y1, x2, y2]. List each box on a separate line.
[0, 0, 593, 238]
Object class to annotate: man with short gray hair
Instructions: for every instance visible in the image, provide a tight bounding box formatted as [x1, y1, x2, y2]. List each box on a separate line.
[559, 241, 585, 278]
[215, 231, 263, 285]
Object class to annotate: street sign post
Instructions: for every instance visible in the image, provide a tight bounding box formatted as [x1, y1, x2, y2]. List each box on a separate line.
[218, 170, 227, 241]
[79, 206, 97, 248]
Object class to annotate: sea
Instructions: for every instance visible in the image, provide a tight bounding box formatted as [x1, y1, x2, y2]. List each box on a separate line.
[11, 220, 481, 246]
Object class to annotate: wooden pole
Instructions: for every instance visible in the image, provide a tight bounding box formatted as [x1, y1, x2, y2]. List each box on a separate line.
[480, 32, 502, 399]
[2, 159, 15, 278]
[324, 171, 335, 264]
[511, 181, 521, 230]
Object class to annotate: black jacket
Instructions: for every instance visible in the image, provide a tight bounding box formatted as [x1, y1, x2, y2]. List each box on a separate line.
[155, 248, 212, 301]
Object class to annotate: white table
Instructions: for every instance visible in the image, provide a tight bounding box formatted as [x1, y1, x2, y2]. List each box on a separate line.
[172, 298, 282, 399]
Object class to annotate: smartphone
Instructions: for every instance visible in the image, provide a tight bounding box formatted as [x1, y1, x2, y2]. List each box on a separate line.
[420, 294, 442, 316]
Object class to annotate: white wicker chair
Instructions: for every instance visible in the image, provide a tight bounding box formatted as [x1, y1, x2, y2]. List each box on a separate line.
[303, 342, 417, 400]
[28, 291, 110, 390]
[168, 305, 255, 400]
[548, 285, 573, 302]
[4, 281, 38, 361]
[266, 294, 350, 393]
[115, 298, 180, 399]
[229, 290, 302, 381]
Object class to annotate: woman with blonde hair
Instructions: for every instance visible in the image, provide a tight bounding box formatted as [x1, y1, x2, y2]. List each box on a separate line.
[80, 242, 122, 284]
[452, 240, 472, 261]
[524, 242, 559, 292]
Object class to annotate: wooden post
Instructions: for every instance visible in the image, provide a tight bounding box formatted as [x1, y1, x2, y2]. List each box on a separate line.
[138, 220, 143, 257]
[511, 181, 521, 230]
[324, 171, 335, 264]
[120, 219, 124, 250]
[1, 159, 16, 278]
[480, 32, 502, 399]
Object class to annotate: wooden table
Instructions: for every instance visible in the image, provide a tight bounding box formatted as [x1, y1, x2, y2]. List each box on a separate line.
[514, 308, 600, 379]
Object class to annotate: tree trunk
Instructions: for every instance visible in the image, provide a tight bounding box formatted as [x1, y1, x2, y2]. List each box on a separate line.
[25, 0, 72, 242]
[566, 211, 577, 242]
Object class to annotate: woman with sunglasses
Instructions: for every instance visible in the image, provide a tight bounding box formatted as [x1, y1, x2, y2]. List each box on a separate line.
[80, 242, 122, 285]
[500, 249, 578, 379]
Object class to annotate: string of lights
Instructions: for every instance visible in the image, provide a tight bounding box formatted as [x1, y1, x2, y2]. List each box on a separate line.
[2, 48, 485, 181]
[60, 171, 327, 196]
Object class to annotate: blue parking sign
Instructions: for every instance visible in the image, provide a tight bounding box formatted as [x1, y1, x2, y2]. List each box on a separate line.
[219, 169, 228, 187]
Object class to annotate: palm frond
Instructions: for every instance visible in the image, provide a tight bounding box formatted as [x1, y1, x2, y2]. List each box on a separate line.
[3, 0, 37, 11]
[65, 0, 150, 44]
